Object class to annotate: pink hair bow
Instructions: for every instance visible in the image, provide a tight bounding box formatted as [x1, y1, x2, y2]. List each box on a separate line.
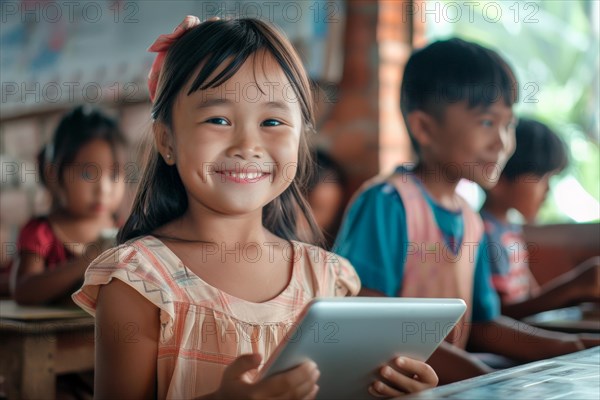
[147, 15, 201, 102]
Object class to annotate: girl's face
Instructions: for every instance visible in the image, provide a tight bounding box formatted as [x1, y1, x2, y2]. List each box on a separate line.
[507, 172, 552, 223]
[59, 139, 125, 218]
[159, 53, 303, 216]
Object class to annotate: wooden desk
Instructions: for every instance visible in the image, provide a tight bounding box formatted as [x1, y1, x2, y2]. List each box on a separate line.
[0, 301, 95, 399]
[404, 347, 600, 399]
[522, 303, 600, 334]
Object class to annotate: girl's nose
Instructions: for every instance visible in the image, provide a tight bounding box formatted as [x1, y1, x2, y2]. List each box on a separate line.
[226, 128, 264, 160]
[96, 174, 113, 196]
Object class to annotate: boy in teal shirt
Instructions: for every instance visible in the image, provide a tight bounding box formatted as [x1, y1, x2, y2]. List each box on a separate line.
[335, 39, 594, 391]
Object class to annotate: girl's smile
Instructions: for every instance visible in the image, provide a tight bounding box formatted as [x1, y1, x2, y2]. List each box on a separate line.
[215, 169, 272, 184]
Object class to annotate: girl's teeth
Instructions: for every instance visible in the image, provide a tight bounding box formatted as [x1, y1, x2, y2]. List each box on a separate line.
[226, 172, 263, 180]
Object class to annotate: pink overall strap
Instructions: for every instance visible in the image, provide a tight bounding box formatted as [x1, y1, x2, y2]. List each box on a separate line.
[387, 173, 482, 349]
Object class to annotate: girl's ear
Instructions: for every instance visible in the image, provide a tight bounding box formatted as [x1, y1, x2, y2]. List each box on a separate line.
[407, 111, 436, 149]
[153, 121, 176, 165]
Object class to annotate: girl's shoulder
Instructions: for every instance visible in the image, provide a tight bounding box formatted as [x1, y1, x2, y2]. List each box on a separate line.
[73, 234, 181, 341]
[17, 216, 59, 251]
[75, 234, 183, 302]
[89, 235, 169, 270]
[291, 241, 361, 297]
[19, 216, 52, 236]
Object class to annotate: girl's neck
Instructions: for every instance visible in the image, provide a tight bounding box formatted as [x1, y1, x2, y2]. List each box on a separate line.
[49, 209, 115, 244]
[413, 162, 461, 210]
[165, 203, 273, 246]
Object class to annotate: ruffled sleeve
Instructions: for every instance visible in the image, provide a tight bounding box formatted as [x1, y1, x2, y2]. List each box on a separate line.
[72, 240, 176, 343]
[328, 252, 361, 297]
[297, 243, 361, 297]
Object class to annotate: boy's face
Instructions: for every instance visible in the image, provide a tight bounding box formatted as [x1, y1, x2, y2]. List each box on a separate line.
[424, 100, 516, 190]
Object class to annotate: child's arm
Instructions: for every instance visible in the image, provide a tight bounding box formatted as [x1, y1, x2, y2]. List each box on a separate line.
[468, 315, 584, 362]
[94, 278, 159, 399]
[426, 341, 493, 385]
[11, 250, 93, 305]
[0, 264, 11, 297]
[502, 257, 600, 319]
[577, 333, 600, 349]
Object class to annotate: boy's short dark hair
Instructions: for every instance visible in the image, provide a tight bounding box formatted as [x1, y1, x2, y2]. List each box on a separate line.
[502, 118, 568, 180]
[400, 38, 518, 154]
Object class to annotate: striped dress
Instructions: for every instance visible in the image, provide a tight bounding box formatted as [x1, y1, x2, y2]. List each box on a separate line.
[72, 235, 360, 399]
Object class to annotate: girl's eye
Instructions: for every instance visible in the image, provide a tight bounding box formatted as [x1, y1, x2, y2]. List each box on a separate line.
[261, 119, 282, 127]
[481, 119, 494, 128]
[206, 117, 229, 125]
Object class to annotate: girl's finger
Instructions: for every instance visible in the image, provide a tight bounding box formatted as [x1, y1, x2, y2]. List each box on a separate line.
[367, 384, 386, 398]
[369, 380, 406, 398]
[393, 357, 439, 386]
[301, 384, 320, 400]
[379, 365, 425, 394]
[286, 371, 319, 400]
[260, 361, 319, 398]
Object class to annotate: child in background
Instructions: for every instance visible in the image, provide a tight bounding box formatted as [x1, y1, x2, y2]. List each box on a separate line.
[72, 17, 438, 399]
[335, 38, 595, 384]
[481, 118, 600, 319]
[11, 106, 126, 305]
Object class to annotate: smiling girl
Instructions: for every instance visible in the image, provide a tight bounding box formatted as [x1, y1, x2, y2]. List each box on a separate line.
[72, 17, 438, 399]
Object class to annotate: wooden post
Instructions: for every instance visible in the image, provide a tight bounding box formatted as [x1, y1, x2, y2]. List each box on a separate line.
[319, 0, 421, 199]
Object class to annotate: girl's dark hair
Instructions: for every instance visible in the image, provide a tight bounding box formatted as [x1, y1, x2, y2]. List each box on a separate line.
[38, 105, 126, 188]
[118, 18, 324, 246]
[401, 38, 518, 154]
[502, 118, 568, 180]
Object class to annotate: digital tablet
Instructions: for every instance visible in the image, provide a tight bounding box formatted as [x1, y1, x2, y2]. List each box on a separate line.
[259, 297, 466, 399]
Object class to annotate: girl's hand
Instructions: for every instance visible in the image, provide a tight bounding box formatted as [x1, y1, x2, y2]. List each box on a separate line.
[213, 354, 320, 400]
[368, 356, 438, 398]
